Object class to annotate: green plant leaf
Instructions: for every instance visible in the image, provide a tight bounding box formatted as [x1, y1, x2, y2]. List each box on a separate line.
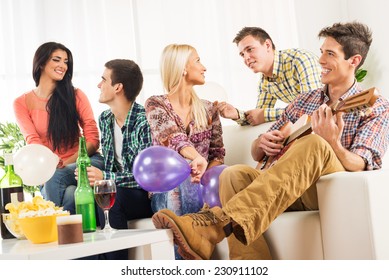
[0, 122, 37, 195]
[0, 122, 26, 154]
[23, 185, 41, 196]
[355, 69, 367, 82]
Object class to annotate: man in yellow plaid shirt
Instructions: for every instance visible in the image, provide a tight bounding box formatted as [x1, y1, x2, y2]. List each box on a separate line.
[218, 27, 322, 126]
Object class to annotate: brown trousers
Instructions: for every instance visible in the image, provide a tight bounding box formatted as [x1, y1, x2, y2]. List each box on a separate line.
[219, 134, 345, 259]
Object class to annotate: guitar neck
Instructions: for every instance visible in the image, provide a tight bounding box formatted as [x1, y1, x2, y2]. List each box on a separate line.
[283, 87, 378, 146]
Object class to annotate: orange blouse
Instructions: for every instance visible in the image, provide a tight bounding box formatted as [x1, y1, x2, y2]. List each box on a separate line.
[13, 88, 99, 161]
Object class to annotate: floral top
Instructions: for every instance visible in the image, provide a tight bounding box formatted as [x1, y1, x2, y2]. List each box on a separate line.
[145, 95, 225, 164]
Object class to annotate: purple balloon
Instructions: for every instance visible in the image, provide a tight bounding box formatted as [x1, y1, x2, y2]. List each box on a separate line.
[200, 164, 228, 207]
[133, 146, 191, 192]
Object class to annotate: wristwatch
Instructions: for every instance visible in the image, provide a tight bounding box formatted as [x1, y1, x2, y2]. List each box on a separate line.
[234, 108, 249, 126]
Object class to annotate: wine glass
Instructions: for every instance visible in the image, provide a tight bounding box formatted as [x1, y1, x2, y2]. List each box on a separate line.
[94, 179, 117, 232]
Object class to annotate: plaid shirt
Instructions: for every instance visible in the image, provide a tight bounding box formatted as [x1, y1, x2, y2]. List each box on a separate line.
[268, 83, 389, 170]
[256, 49, 322, 122]
[99, 102, 152, 188]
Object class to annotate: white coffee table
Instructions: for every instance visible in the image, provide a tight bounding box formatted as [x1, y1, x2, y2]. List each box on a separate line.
[0, 229, 174, 260]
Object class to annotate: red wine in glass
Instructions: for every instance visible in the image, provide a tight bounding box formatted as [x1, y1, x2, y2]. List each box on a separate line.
[94, 192, 116, 210]
[93, 179, 117, 232]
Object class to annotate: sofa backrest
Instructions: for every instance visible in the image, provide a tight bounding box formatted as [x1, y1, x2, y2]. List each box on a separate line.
[222, 123, 274, 167]
[222, 123, 389, 169]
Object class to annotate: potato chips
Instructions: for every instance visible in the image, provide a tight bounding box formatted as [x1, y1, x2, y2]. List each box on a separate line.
[5, 196, 68, 218]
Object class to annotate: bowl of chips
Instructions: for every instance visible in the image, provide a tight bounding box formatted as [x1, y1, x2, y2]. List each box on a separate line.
[2, 213, 25, 239]
[5, 196, 69, 244]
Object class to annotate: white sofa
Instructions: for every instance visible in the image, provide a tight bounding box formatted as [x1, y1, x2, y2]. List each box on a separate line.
[129, 123, 389, 260]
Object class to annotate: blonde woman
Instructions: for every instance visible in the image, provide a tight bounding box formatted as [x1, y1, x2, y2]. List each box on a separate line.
[145, 44, 225, 258]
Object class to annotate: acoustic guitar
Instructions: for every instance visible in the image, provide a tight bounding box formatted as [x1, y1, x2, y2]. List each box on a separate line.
[257, 87, 379, 170]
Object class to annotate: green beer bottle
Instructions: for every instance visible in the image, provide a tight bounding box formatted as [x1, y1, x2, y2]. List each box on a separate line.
[75, 137, 96, 232]
[0, 153, 25, 239]
[76, 136, 91, 167]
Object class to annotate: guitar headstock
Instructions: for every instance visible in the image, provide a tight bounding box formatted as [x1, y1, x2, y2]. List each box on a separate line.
[332, 87, 379, 113]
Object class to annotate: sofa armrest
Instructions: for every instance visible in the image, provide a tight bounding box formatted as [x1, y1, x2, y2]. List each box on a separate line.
[317, 170, 389, 259]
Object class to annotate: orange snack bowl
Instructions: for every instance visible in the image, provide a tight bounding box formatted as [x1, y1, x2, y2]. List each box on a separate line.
[18, 213, 69, 244]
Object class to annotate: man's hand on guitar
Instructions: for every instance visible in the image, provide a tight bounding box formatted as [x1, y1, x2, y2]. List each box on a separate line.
[252, 130, 286, 168]
[311, 104, 345, 146]
[259, 130, 285, 156]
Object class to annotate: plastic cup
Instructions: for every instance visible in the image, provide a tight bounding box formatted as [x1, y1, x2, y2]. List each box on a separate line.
[56, 214, 83, 245]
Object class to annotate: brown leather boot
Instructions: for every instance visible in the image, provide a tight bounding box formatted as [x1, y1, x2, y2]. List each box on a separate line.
[152, 204, 231, 260]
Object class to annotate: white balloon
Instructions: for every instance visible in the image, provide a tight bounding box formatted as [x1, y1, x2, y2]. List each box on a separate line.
[14, 144, 59, 186]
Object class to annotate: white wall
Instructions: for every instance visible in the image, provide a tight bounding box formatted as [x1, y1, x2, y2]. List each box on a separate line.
[0, 0, 388, 125]
[294, 0, 389, 97]
[0, 0, 298, 124]
[348, 0, 389, 96]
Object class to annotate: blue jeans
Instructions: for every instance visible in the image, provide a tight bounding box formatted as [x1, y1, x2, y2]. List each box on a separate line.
[151, 175, 203, 259]
[41, 153, 104, 214]
[151, 176, 203, 215]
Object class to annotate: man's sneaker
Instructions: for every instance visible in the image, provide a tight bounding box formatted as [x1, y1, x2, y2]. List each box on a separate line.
[152, 204, 231, 260]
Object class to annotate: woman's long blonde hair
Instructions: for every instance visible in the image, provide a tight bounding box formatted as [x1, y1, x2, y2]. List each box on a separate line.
[160, 44, 208, 129]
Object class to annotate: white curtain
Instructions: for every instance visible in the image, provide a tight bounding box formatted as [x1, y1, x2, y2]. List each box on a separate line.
[0, 0, 298, 123]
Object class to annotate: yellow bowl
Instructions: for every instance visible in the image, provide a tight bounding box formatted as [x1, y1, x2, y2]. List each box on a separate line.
[18, 214, 69, 244]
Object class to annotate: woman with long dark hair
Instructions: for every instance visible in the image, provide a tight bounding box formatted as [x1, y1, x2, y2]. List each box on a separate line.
[14, 42, 103, 214]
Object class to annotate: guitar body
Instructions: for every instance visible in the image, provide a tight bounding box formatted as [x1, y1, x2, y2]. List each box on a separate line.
[256, 115, 311, 170]
[256, 87, 378, 171]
